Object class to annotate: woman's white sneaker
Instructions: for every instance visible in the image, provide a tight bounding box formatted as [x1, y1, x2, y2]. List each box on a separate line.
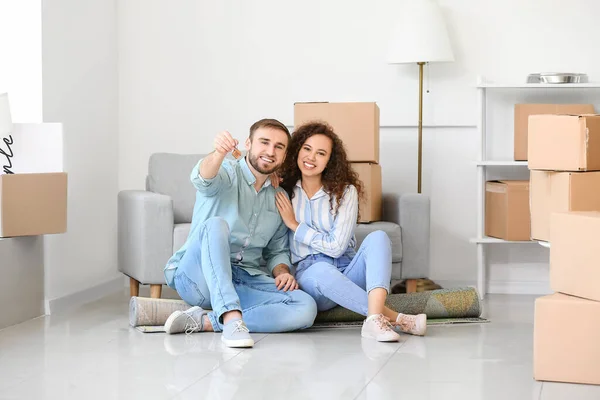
[361, 314, 401, 342]
[395, 313, 427, 336]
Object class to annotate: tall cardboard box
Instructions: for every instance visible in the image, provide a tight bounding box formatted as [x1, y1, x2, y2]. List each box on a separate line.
[514, 104, 594, 161]
[534, 293, 600, 385]
[529, 170, 600, 241]
[294, 102, 380, 163]
[528, 114, 600, 171]
[350, 163, 381, 223]
[549, 211, 600, 301]
[485, 180, 530, 241]
[0, 172, 68, 237]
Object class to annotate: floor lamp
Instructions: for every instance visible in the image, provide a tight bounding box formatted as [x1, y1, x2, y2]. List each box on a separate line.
[387, 0, 454, 194]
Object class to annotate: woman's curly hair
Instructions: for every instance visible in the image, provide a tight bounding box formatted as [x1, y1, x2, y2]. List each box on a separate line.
[280, 121, 364, 221]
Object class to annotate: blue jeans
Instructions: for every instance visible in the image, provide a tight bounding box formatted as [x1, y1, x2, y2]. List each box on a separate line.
[295, 230, 392, 316]
[173, 217, 318, 333]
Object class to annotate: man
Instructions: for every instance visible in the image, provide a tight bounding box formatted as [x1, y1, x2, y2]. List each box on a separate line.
[163, 118, 318, 348]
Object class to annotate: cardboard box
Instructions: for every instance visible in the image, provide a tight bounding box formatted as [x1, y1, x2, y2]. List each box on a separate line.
[485, 180, 530, 241]
[514, 104, 594, 161]
[530, 170, 600, 241]
[528, 114, 600, 171]
[294, 102, 380, 163]
[550, 211, 600, 301]
[534, 293, 600, 385]
[0, 172, 67, 237]
[350, 163, 381, 223]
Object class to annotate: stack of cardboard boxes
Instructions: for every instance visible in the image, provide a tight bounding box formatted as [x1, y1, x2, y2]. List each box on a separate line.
[0, 122, 68, 330]
[484, 103, 599, 242]
[294, 102, 382, 223]
[0, 123, 68, 238]
[527, 111, 600, 385]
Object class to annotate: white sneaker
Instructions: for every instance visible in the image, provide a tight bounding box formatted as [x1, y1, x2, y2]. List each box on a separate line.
[164, 306, 208, 335]
[361, 314, 401, 342]
[221, 319, 254, 348]
[395, 313, 427, 336]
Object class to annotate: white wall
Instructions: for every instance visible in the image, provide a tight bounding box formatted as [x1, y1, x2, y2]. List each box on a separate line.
[42, 0, 121, 305]
[0, 0, 42, 122]
[117, 0, 600, 292]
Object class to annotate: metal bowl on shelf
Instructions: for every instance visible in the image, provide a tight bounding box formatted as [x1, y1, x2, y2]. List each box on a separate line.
[537, 240, 550, 249]
[527, 73, 588, 84]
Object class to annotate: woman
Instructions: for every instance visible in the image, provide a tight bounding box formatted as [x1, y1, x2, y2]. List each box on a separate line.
[275, 121, 426, 342]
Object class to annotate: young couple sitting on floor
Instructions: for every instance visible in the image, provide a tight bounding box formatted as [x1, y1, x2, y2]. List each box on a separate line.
[162, 118, 427, 348]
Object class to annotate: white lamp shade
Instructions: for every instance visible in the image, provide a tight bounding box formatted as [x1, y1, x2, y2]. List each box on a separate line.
[0, 93, 13, 136]
[387, 0, 454, 64]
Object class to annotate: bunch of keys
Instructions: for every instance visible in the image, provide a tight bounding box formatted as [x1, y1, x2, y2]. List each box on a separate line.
[232, 147, 242, 160]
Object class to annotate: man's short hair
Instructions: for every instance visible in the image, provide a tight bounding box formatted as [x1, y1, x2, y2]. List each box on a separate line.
[249, 119, 291, 140]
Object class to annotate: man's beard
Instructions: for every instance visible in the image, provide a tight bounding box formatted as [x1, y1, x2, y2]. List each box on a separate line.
[247, 151, 279, 175]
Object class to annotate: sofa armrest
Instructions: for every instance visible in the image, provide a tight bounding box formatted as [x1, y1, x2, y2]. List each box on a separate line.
[382, 193, 430, 279]
[118, 190, 174, 284]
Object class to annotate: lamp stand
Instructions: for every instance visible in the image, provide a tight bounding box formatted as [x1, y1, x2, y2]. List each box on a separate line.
[417, 61, 425, 194]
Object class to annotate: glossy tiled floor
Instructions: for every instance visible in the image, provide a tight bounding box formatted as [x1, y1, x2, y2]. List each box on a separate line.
[1, 291, 599, 399]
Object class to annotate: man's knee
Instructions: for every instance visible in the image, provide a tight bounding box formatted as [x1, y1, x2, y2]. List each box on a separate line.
[290, 290, 318, 328]
[201, 216, 230, 236]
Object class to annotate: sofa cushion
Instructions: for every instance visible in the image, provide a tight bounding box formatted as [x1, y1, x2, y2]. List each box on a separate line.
[148, 153, 207, 224]
[173, 223, 192, 253]
[355, 222, 402, 263]
[173, 222, 402, 263]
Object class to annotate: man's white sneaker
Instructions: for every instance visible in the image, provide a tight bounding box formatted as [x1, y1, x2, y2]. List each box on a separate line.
[395, 313, 427, 336]
[164, 306, 208, 335]
[361, 314, 401, 342]
[221, 319, 254, 348]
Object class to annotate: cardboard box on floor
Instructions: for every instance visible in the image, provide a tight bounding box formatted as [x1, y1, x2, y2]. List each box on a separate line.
[534, 292, 600, 385]
[350, 163, 381, 223]
[294, 102, 380, 163]
[549, 211, 600, 301]
[485, 180, 530, 241]
[528, 114, 600, 171]
[0, 123, 67, 237]
[514, 104, 594, 161]
[529, 170, 600, 242]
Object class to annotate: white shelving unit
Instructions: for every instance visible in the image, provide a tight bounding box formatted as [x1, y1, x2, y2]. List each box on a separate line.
[474, 79, 600, 299]
[475, 160, 527, 166]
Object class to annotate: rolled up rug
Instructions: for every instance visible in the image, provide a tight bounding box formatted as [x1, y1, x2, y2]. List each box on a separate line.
[129, 296, 189, 327]
[315, 287, 482, 323]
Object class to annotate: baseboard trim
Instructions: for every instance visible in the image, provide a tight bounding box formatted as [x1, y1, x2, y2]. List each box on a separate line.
[487, 280, 551, 295]
[45, 275, 124, 315]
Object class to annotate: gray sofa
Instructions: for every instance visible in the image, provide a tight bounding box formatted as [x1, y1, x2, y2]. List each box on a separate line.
[118, 153, 431, 298]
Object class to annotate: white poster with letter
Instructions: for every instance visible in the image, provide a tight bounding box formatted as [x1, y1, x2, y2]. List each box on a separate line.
[0, 123, 64, 174]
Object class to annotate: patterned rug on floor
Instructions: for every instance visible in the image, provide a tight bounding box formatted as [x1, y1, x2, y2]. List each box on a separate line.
[130, 286, 484, 333]
[314, 286, 482, 323]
